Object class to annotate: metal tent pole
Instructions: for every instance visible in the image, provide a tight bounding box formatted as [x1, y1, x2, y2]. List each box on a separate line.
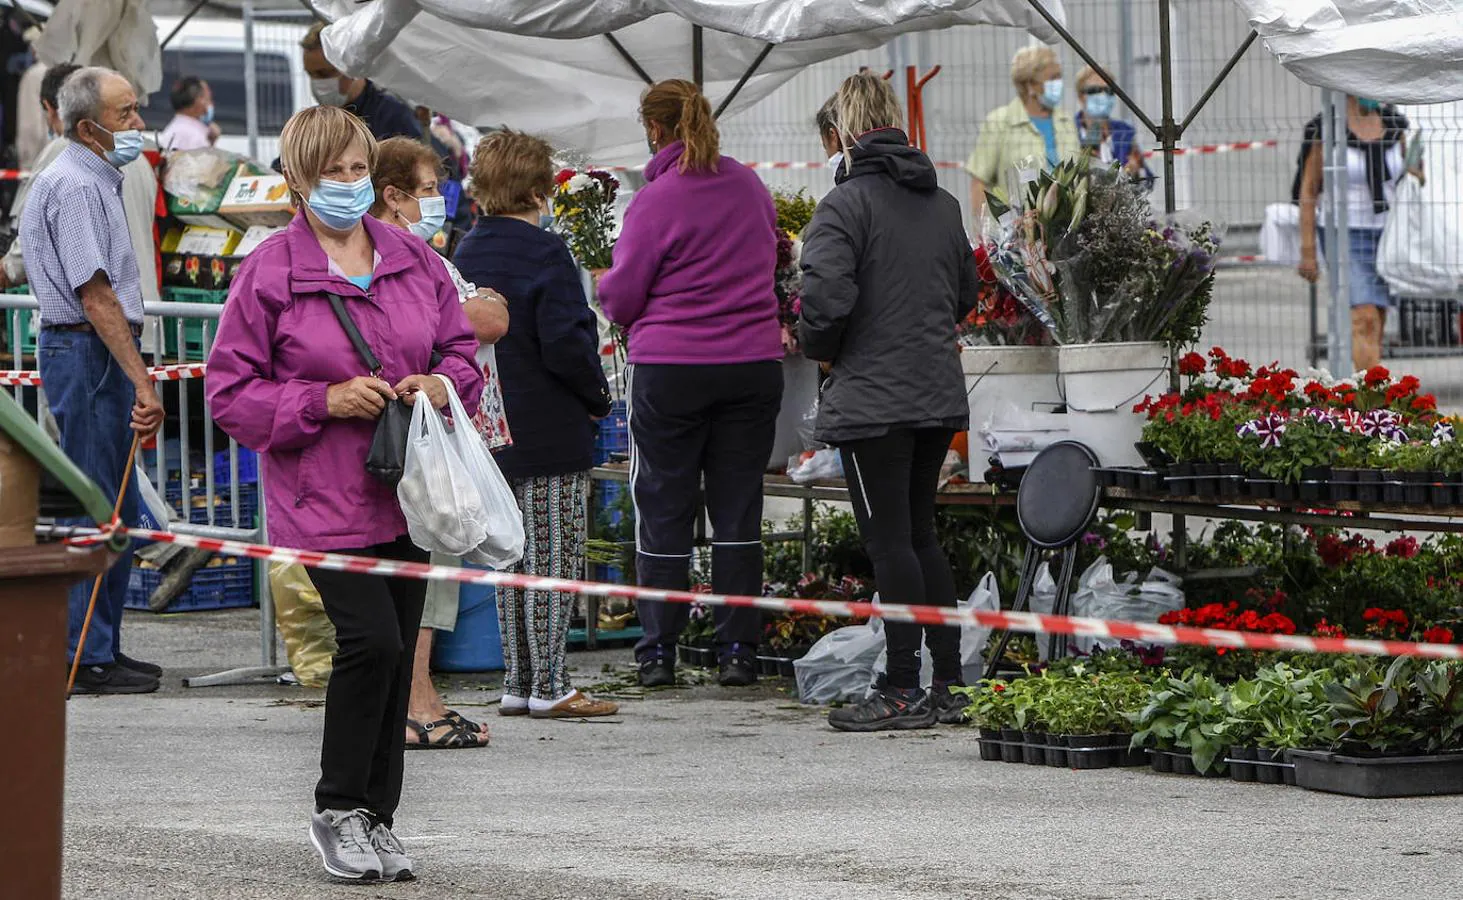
[243, 0, 259, 163]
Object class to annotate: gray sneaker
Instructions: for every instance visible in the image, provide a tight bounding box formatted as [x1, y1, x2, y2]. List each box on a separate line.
[369, 823, 416, 882]
[309, 809, 381, 881]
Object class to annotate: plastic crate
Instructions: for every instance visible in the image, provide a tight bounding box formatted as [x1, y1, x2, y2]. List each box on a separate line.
[596, 479, 627, 528]
[3, 287, 37, 356]
[159, 287, 227, 361]
[124, 556, 255, 612]
[165, 482, 258, 526]
[213, 447, 259, 485]
[593, 400, 629, 464]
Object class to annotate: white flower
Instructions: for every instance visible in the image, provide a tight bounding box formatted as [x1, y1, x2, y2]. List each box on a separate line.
[1200, 372, 1221, 388]
[567, 173, 594, 193]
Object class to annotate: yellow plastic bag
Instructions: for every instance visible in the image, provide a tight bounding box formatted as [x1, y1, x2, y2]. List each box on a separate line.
[270, 563, 337, 688]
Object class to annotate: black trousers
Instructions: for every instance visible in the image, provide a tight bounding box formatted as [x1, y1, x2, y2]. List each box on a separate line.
[311, 535, 428, 826]
[629, 361, 782, 662]
[839, 427, 962, 690]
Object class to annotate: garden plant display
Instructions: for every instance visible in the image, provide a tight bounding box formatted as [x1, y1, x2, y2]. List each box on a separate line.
[982, 160, 1221, 345]
[771, 189, 817, 354]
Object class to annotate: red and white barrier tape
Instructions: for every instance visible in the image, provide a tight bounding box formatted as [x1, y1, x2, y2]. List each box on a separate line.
[60, 524, 1463, 661]
[0, 362, 206, 387]
[0, 168, 29, 181]
[600, 140, 1277, 174]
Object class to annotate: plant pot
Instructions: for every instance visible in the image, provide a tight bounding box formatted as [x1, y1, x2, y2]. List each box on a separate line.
[1228, 745, 1258, 783]
[1148, 748, 1173, 773]
[1135, 441, 1176, 470]
[1244, 471, 1274, 500]
[1403, 470, 1433, 506]
[1254, 747, 1287, 785]
[1044, 733, 1069, 768]
[1137, 470, 1164, 493]
[1287, 749, 1463, 798]
[1216, 463, 1244, 498]
[961, 346, 1063, 482]
[1272, 481, 1298, 503]
[1064, 733, 1114, 770]
[1116, 468, 1141, 491]
[777, 656, 799, 678]
[677, 644, 692, 665]
[1331, 467, 1361, 502]
[756, 656, 779, 676]
[1381, 472, 1406, 505]
[1434, 477, 1459, 506]
[1193, 462, 1218, 498]
[1021, 730, 1047, 765]
[1000, 728, 1025, 763]
[1170, 750, 1198, 776]
[977, 728, 1004, 762]
[1355, 468, 1382, 505]
[1058, 341, 1170, 467]
[1281, 748, 1299, 786]
[1298, 466, 1331, 504]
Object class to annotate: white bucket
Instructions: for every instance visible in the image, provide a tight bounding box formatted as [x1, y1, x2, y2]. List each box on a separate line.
[1058, 341, 1170, 467]
[962, 345, 1062, 481]
[769, 355, 820, 470]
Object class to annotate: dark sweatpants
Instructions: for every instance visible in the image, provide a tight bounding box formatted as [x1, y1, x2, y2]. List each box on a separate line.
[628, 361, 782, 663]
[839, 427, 962, 690]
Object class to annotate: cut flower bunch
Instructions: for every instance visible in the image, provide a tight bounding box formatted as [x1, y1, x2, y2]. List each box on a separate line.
[552, 168, 618, 270]
[982, 160, 1221, 345]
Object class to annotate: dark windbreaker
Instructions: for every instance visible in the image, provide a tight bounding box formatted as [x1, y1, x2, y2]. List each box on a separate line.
[798, 128, 979, 444]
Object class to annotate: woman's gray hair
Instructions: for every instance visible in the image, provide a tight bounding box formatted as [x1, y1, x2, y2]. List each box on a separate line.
[58, 66, 115, 140]
[814, 93, 838, 137]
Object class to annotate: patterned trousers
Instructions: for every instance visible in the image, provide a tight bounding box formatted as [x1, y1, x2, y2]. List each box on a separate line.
[497, 471, 588, 701]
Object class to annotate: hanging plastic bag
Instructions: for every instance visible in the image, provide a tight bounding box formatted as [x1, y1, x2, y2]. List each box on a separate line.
[438, 377, 525, 569]
[1028, 562, 1058, 661]
[270, 563, 337, 688]
[135, 466, 171, 531]
[1378, 171, 1458, 298]
[793, 617, 885, 704]
[398, 387, 492, 556]
[1068, 556, 1184, 654]
[797, 392, 826, 451]
[787, 447, 843, 484]
[959, 572, 1001, 684]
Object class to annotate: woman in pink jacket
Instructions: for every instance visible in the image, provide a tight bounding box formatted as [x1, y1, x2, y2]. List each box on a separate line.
[206, 107, 481, 884]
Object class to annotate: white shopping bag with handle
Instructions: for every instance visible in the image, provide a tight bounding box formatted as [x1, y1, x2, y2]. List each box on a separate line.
[438, 377, 525, 569]
[398, 387, 491, 557]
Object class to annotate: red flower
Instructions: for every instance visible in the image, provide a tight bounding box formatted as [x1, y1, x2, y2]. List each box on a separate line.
[1217, 357, 1251, 379]
[1422, 626, 1456, 644]
[1314, 619, 1346, 638]
[1412, 394, 1438, 413]
[1363, 365, 1391, 387]
[1385, 536, 1420, 559]
[973, 243, 997, 284]
[992, 682, 1007, 693]
[555, 168, 576, 185]
[1303, 381, 1333, 402]
[1178, 352, 1206, 376]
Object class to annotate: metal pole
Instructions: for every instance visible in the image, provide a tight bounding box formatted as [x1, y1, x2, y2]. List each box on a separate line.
[1323, 90, 1353, 372]
[692, 25, 704, 89]
[159, 0, 209, 52]
[243, 0, 260, 163]
[1118, 0, 1133, 111]
[1158, 0, 1177, 215]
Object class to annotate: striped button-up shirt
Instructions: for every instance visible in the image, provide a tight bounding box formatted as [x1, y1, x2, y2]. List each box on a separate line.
[19, 141, 144, 325]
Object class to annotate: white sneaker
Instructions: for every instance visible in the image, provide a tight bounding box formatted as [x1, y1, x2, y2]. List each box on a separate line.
[368, 822, 416, 882]
[309, 809, 381, 881]
[499, 693, 529, 717]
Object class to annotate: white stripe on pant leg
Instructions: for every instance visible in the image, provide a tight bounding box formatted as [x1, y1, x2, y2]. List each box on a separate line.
[710, 540, 762, 546]
[848, 451, 874, 521]
[627, 364, 644, 552]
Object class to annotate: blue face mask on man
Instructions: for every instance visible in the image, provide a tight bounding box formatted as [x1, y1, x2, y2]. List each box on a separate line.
[201, 104, 215, 125]
[89, 121, 143, 168]
[1084, 91, 1115, 120]
[308, 175, 375, 231]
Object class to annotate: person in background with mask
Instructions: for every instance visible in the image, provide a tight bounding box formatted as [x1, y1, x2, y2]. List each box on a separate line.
[2, 62, 159, 312]
[369, 136, 511, 748]
[598, 80, 783, 689]
[1296, 96, 1417, 372]
[300, 22, 424, 144]
[19, 66, 166, 694]
[1073, 65, 1149, 184]
[207, 106, 482, 882]
[452, 130, 619, 720]
[159, 75, 220, 152]
[966, 45, 1078, 225]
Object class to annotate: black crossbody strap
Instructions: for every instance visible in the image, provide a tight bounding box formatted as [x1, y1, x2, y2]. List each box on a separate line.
[326, 292, 383, 377]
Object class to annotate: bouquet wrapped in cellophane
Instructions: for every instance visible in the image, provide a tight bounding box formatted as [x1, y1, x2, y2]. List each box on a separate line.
[981, 159, 1223, 346]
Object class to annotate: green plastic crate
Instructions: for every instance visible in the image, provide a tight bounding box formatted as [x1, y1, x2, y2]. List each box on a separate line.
[159, 287, 227, 361]
[3, 287, 36, 356]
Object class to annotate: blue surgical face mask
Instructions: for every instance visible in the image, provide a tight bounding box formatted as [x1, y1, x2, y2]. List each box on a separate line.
[201, 103, 215, 125]
[1040, 78, 1064, 110]
[307, 175, 375, 231]
[90, 122, 143, 168]
[1084, 92, 1115, 120]
[407, 194, 446, 240]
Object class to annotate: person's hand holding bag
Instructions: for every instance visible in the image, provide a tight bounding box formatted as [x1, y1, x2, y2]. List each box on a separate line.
[395, 373, 449, 408]
[326, 376, 397, 419]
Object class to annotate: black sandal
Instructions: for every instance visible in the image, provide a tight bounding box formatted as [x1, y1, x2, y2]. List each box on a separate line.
[405, 717, 485, 750]
[443, 708, 488, 740]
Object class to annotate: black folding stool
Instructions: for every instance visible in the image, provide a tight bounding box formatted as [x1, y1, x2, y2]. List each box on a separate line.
[981, 441, 1103, 680]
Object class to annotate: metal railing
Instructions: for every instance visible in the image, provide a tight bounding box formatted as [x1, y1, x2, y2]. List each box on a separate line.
[1, 294, 283, 687]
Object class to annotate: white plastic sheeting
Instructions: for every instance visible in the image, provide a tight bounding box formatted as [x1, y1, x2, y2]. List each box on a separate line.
[306, 0, 1064, 162]
[1232, 0, 1463, 103]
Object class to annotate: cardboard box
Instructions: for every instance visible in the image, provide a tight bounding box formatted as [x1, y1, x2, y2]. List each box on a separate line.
[234, 225, 286, 257]
[218, 174, 294, 229]
[173, 226, 242, 257]
[164, 151, 265, 228]
[162, 252, 243, 291]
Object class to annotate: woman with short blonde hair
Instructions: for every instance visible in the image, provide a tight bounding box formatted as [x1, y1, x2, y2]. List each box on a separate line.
[208, 104, 483, 882]
[966, 44, 1078, 222]
[453, 129, 619, 720]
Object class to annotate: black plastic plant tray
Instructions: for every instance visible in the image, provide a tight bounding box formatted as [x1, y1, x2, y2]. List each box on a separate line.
[1288, 749, 1463, 798]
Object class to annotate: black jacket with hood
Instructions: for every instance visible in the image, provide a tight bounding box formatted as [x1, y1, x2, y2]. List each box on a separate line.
[798, 128, 979, 445]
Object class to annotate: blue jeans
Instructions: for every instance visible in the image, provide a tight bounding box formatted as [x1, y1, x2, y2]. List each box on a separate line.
[38, 329, 139, 666]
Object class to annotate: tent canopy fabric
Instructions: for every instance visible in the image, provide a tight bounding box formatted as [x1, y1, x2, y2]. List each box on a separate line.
[307, 0, 1066, 163]
[1233, 0, 1463, 104]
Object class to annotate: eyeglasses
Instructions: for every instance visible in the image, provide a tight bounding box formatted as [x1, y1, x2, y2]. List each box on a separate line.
[1081, 86, 1114, 97]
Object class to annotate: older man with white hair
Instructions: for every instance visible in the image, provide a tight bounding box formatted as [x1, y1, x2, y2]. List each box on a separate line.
[20, 66, 166, 695]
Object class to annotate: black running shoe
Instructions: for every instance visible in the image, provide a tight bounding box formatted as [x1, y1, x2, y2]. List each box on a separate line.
[931, 684, 971, 725]
[638, 657, 676, 688]
[70, 663, 160, 696]
[717, 657, 757, 687]
[116, 652, 163, 678]
[827, 687, 936, 733]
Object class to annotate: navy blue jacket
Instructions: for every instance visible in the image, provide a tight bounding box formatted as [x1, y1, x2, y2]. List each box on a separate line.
[453, 217, 612, 479]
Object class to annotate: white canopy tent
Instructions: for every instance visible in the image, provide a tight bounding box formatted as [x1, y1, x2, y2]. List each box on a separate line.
[306, 0, 1067, 163]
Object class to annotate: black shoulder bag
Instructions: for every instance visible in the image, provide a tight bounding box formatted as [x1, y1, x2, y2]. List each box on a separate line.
[325, 292, 415, 486]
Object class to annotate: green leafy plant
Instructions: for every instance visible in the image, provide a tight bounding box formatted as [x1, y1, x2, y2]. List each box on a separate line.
[957, 680, 1015, 730]
[772, 188, 817, 238]
[1130, 671, 1230, 774]
[1326, 657, 1463, 755]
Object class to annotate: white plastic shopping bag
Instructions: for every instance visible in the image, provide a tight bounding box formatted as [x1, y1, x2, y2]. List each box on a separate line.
[439, 378, 525, 569]
[398, 390, 491, 556]
[1377, 172, 1459, 298]
[1068, 556, 1184, 655]
[794, 617, 885, 704]
[135, 466, 171, 531]
[959, 573, 1001, 684]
